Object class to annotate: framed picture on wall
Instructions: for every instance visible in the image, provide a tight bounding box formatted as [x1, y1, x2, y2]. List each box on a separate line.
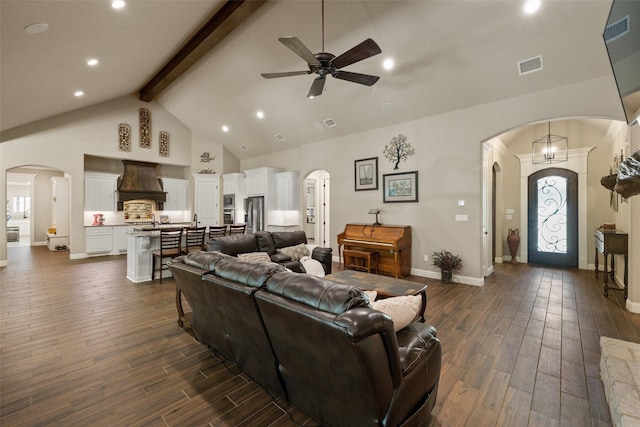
[383, 171, 418, 203]
[354, 157, 378, 191]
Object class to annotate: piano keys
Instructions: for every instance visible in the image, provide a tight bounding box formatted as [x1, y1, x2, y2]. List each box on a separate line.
[338, 224, 411, 278]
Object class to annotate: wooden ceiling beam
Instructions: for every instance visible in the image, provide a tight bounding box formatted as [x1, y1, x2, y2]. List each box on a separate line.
[139, 0, 267, 102]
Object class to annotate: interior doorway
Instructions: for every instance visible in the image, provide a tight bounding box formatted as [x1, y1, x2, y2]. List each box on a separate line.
[6, 172, 36, 247]
[304, 170, 330, 248]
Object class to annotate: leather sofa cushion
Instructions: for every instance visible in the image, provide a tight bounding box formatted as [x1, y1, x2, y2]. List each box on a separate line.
[212, 258, 286, 288]
[255, 231, 277, 254]
[266, 271, 368, 315]
[181, 251, 232, 272]
[208, 234, 258, 256]
[271, 231, 307, 249]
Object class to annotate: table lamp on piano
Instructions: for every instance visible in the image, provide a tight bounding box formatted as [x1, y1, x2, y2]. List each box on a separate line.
[369, 209, 381, 226]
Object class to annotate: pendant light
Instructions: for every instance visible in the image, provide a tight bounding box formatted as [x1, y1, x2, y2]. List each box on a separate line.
[531, 122, 568, 164]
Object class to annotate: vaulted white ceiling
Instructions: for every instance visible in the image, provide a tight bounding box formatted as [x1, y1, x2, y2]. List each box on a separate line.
[1, 0, 618, 160]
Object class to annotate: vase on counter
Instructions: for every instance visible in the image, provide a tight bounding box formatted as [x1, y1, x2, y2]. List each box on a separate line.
[507, 228, 520, 263]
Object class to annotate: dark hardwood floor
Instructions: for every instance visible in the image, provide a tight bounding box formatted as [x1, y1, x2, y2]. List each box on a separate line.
[2, 247, 639, 426]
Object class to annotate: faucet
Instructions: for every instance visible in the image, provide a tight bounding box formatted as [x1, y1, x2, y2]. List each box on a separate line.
[151, 214, 156, 224]
[193, 213, 198, 226]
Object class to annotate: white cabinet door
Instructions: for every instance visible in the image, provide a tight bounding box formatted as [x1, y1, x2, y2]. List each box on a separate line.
[85, 226, 113, 254]
[193, 174, 220, 227]
[112, 226, 128, 253]
[245, 173, 265, 196]
[84, 173, 118, 211]
[275, 171, 299, 210]
[162, 178, 187, 211]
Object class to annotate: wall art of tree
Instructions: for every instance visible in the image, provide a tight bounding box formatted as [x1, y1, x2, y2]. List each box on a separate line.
[383, 134, 415, 170]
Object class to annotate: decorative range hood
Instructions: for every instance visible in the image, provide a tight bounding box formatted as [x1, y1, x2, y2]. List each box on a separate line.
[117, 160, 166, 203]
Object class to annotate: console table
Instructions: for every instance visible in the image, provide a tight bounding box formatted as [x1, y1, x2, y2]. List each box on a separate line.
[594, 228, 628, 299]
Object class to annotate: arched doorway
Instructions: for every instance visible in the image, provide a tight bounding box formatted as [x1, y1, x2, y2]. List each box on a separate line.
[304, 170, 330, 248]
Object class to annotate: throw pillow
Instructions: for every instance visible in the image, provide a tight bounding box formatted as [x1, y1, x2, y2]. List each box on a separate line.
[277, 243, 310, 261]
[371, 295, 421, 332]
[364, 290, 377, 303]
[299, 256, 325, 277]
[237, 251, 272, 264]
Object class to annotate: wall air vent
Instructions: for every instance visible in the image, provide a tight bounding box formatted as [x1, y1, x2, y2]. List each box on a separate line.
[604, 15, 629, 43]
[323, 118, 337, 128]
[518, 55, 543, 76]
[274, 133, 286, 142]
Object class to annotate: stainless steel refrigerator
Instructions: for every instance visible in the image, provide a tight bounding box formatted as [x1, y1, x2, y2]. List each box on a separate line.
[244, 196, 264, 234]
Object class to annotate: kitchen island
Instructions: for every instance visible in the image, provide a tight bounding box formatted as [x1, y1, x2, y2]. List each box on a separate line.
[126, 223, 192, 283]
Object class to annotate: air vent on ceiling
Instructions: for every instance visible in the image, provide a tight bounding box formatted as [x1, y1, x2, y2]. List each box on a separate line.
[240, 145, 249, 151]
[323, 118, 337, 128]
[274, 133, 286, 142]
[604, 15, 629, 43]
[518, 55, 543, 76]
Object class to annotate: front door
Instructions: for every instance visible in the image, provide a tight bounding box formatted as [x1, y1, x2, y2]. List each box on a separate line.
[527, 168, 578, 267]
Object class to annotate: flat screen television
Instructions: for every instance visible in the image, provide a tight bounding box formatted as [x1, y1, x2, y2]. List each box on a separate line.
[603, 0, 640, 125]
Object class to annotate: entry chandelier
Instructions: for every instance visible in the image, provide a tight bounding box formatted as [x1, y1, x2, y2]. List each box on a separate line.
[531, 122, 568, 164]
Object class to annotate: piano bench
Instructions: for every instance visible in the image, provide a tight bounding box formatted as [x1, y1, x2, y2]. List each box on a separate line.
[343, 249, 379, 274]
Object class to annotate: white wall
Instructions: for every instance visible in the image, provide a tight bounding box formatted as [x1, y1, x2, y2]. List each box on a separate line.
[241, 75, 626, 282]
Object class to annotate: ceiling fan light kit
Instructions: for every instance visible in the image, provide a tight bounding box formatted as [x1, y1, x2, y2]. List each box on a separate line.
[261, 0, 382, 97]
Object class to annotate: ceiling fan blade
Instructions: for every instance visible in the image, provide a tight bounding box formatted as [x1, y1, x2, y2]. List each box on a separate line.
[307, 76, 326, 97]
[261, 71, 311, 79]
[333, 71, 380, 86]
[331, 38, 382, 69]
[278, 37, 321, 67]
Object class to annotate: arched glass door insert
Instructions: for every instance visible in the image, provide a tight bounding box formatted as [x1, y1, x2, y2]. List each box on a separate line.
[527, 168, 578, 267]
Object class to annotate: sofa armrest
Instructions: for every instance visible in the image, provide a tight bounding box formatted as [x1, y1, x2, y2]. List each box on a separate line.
[312, 246, 333, 275]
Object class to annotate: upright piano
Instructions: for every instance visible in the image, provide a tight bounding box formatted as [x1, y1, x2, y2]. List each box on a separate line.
[337, 224, 411, 278]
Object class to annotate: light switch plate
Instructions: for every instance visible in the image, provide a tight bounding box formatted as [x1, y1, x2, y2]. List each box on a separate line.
[506, 214, 513, 220]
[506, 208, 514, 214]
[455, 214, 469, 222]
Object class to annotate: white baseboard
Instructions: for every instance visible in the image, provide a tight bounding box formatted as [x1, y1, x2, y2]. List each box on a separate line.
[33, 241, 47, 246]
[626, 298, 640, 314]
[70, 253, 88, 260]
[410, 267, 485, 286]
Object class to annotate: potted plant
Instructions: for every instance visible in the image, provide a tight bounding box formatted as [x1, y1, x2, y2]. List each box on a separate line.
[432, 250, 462, 283]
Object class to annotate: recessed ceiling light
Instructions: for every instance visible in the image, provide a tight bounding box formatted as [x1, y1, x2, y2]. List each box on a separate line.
[74, 91, 84, 97]
[87, 58, 99, 66]
[256, 111, 264, 119]
[112, 0, 126, 9]
[383, 58, 395, 70]
[523, 0, 541, 14]
[24, 23, 49, 34]
[308, 96, 315, 99]
[221, 125, 229, 133]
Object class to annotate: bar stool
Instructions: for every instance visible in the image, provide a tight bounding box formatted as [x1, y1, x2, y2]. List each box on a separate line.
[343, 249, 379, 274]
[229, 224, 246, 235]
[182, 226, 206, 254]
[151, 228, 183, 283]
[208, 225, 228, 238]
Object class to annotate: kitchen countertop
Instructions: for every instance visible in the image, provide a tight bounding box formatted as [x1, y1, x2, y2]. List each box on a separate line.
[85, 222, 192, 228]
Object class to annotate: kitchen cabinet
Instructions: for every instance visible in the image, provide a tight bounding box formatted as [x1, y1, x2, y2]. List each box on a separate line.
[161, 178, 187, 211]
[276, 171, 299, 210]
[223, 172, 245, 195]
[84, 172, 118, 212]
[112, 225, 130, 253]
[245, 167, 279, 215]
[193, 174, 220, 227]
[85, 226, 113, 254]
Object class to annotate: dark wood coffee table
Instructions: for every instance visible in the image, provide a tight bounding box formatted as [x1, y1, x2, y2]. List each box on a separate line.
[325, 269, 427, 322]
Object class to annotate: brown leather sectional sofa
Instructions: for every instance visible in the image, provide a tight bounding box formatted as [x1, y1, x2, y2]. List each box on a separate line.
[168, 251, 441, 426]
[207, 230, 332, 274]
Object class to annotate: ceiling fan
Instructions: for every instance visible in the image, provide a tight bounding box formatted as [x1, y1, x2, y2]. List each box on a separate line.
[261, 0, 382, 98]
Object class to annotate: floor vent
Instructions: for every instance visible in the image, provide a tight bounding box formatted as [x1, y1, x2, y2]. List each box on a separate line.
[518, 55, 543, 76]
[274, 133, 286, 142]
[323, 118, 337, 128]
[604, 15, 629, 43]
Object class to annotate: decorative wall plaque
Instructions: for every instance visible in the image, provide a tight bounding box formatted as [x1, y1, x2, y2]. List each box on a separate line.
[159, 131, 169, 157]
[200, 152, 214, 162]
[118, 123, 131, 152]
[139, 108, 151, 148]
